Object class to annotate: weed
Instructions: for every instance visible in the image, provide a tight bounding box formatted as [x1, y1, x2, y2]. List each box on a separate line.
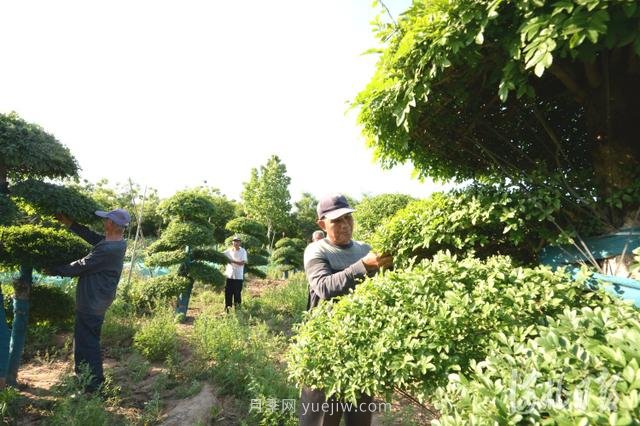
[0, 387, 21, 424]
[133, 308, 178, 362]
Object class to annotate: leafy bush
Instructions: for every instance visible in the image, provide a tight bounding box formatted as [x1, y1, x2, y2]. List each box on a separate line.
[133, 309, 179, 362]
[11, 179, 102, 223]
[371, 184, 566, 268]
[434, 303, 640, 425]
[2, 283, 74, 327]
[127, 275, 191, 312]
[288, 253, 613, 404]
[352, 193, 414, 242]
[0, 196, 18, 225]
[101, 300, 137, 349]
[0, 225, 90, 268]
[45, 394, 114, 426]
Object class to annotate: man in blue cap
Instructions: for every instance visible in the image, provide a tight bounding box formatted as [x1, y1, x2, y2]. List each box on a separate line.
[300, 194, 392, 425]
[49, 208, 130, 393]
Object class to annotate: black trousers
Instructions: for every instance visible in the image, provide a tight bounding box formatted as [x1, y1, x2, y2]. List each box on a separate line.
[225, 278, 243, 309]
[299, 387, 373, 426]
[74, 311, 105, 392]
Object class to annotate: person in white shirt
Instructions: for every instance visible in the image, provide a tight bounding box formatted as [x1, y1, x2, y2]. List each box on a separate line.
[223, 236, 248, 311]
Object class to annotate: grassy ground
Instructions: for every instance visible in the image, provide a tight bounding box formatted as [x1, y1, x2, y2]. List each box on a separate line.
[3, 272, 428, 425]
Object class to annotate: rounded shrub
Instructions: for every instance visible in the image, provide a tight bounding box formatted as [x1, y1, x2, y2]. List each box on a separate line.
[288, 253, 614, 404]
[2, 284, 74, 327]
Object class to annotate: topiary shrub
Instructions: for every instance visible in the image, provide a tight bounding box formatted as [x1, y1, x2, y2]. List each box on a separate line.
[0, 111, 101, 384]
[2, 284, 74, 328]
[127, 275, 191, 313]
[288, 253, 615, 404]
[434, 303, 640, 425]
[145, 189, 227, 315]
[271, 238, 306, 275]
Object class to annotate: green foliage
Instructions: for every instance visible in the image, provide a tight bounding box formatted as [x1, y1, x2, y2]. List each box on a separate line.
[271, 238, 306, 272]
[45, 394, 114, 425]
[69, 178, 163, 238]
[241, 155, 293, 245]
[225, 217, 268, 244]
[0, 386, 21, 424]
[0, 225, 90, 268]
[352, 193, 414, 242]
[0, 195, 18, 225]
[371, 184, 570, 268]
[434, 303, 640, 425]
[288, 253, 613, 404]
[191, 247, 229, 265]
[2, 284, 74, 327]
[149, 221, 215, 251]
[244, 273, 308, 334]
[11, 179, 102, 223]
[187, 261, 225, 287]
[223, 233, 263, 251]
[133, 309, 179, 362]
[128, 275, 191, 312]
[357, 0, 640, 227]
[157, 188, 218, 225]
[101, 299, 137, 349]
[0, 111, 78, 181]
[192, 313, 296, 407]
[292, 192, 320, 242]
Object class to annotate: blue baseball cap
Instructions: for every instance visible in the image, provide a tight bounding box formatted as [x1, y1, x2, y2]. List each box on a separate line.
[95, 208, 131, 227]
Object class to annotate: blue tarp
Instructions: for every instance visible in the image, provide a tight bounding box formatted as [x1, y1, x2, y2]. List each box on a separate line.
[539, 228, 640, 306]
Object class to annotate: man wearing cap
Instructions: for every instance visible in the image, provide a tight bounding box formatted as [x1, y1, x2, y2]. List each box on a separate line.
[223, 235, 248, 311]
[49, 208, 130, 393]
[301, 194, 392, 425]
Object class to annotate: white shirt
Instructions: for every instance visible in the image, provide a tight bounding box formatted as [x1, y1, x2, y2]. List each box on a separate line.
[224, 247, 248, 279]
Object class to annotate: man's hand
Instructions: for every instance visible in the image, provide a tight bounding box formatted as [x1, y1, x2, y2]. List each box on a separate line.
[361, 252, 393, 272]
[54, 213, 73, 227]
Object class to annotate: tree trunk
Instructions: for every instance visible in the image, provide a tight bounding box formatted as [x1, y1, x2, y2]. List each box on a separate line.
[6, 266, 32, 386]
[584, 51, 640, 227]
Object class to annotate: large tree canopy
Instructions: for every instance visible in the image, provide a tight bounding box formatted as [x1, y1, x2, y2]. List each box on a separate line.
[357, 0, 640, 227]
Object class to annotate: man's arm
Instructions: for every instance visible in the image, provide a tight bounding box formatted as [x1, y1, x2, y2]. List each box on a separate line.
[55, 213, 103, 245]
[50, 245, 110, 277]
[305, 257, 368, 301]
[69, 222, 104, 246]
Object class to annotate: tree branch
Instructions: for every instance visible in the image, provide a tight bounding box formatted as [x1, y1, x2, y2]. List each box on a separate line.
[549, 63, 587, 103]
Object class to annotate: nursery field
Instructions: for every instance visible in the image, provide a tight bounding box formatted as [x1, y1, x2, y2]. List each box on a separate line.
[1, 272, 432, 425]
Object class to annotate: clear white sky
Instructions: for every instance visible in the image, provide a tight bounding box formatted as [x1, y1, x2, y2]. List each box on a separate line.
[0, 0, 448, 202]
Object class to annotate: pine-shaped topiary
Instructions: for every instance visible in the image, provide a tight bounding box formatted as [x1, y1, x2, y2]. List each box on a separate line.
[0, 111, 101, 385]
[271, 237, 306, 277]
[145, 189, 226, 316]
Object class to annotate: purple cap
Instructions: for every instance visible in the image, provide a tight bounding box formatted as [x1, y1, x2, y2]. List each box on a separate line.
[95, 208, 131, 227]
[317, 194, 355, 220]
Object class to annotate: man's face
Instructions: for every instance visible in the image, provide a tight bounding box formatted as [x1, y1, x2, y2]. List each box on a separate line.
[318, 213, 353, 246]
[233, 240, 241, 249]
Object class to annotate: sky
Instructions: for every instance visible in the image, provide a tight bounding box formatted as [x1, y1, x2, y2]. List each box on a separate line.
[0, 0, 448, 202]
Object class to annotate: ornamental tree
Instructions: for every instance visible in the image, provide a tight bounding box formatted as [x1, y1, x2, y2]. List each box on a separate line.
[271, 237, 306, 278]
[357, 0, 640, 230]
[224, 217, 269, 278]
[241, 155, 293, 248]
[0, 111, 99, 385]
[145, 189, 226, 316]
